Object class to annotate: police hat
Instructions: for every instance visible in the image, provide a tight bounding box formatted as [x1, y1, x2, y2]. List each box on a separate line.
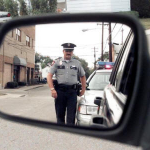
[61, 43, 76, 51]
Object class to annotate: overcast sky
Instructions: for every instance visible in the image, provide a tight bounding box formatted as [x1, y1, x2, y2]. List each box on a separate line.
[35, 22, 130, 68]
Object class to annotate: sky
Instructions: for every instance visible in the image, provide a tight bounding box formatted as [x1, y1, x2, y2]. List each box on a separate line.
[35, 22, 130, 68]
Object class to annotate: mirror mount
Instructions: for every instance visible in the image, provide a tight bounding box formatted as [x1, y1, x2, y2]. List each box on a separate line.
[94, 97, 102, 106]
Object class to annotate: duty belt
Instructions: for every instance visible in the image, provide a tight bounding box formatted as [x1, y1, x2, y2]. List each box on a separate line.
[58, 84, 77, 91]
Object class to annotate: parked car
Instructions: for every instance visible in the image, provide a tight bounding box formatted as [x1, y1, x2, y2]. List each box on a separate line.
[0, 11, 12, 23]
[76, 69, 112, 126]
[40, 78, 47, 84]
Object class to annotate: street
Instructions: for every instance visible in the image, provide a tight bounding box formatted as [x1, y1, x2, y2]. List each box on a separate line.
[0, 84, 141, 150]
[0, 84, 56, 122]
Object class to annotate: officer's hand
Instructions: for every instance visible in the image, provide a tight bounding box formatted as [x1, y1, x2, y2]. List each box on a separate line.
[79, 90, 85, 97]
[51, 90, 57, 99]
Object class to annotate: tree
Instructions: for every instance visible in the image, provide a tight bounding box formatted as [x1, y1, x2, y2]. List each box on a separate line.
[48, 0, 57, 13]
[31, 0, 57, 15]
[131, 0, 150, 18]
[35, 52, 53, 69]
[4, 0, 18, 17]
[0, 0, 5, 11]
[98, 53, 109, 61]
[35, 52, 41, 63]
[19, 0, 28, 16]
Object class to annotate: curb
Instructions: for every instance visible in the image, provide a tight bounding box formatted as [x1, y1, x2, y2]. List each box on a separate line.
[24, 85, 44, 91]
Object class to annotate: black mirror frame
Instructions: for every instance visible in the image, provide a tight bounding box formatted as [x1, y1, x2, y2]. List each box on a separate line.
[0, 13, 150, 148]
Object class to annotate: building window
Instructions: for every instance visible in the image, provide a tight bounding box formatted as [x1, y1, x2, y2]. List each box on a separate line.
[16, 29, 21, 42]
[26, 36, 30, 47]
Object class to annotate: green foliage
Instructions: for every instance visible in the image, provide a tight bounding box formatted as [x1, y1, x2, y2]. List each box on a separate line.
[98, 53, 109, 61]
[1, 0, 56, 17]
[0, 0, 5, 11]
[140, 18, 150, 29]
[35, 52, 53, 69]
[31, 0, 57, 15]
[41, 62, 46, 69]
[4, 0, 18, 17]
[19, 0, 28, 16]
[117, 11, 139, 18]
[131, 0, 150, 18]
[48, 0, 57, 13]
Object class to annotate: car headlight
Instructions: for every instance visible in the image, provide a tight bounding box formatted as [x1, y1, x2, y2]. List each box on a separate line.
[78, 105, 86, 114]
[87, 106, 98, 115]
[78, 105, 98, 115]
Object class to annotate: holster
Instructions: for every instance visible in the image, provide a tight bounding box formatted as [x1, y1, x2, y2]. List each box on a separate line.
[76, 83, 82, 96]
[53, 79, 58, 90]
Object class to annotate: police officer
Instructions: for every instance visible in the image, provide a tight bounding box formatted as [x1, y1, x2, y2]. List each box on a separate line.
[47, 43, 86, 125]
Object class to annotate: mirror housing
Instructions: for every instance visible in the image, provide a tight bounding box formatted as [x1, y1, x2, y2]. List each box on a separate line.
[0, 13, 149, 148]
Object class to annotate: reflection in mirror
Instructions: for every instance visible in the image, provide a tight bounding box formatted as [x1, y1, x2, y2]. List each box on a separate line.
[0, 22, 132, 128]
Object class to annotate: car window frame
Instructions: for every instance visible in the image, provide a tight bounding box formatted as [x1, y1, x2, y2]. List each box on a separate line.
[115, 34, 134, 92]
[109, 30, 133, 86]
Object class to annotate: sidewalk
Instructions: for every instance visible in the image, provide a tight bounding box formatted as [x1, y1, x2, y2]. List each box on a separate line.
[0, 84, 45, 95]
[17, 84, 44, 91]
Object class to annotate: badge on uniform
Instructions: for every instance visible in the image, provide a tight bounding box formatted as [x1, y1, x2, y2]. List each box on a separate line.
[58, 66, 65, 69]
[70, 65, 77, 70]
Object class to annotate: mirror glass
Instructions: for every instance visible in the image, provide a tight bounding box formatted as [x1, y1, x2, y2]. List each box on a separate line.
[0, 22, 132, 128]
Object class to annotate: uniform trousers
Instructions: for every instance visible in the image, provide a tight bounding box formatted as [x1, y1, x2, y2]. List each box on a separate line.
[55, 89, 77, 125]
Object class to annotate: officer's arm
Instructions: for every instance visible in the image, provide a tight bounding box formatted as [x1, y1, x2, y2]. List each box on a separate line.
[47, 73, 54, 89]
[47, 73, 57, 98]
[80, 76, 86, 96]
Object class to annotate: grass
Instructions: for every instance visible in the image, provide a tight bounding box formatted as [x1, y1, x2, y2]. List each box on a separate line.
[139, 18, 150, 30]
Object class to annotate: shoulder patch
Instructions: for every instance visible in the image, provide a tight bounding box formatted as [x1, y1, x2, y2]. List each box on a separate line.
[51, 60, 55, 66]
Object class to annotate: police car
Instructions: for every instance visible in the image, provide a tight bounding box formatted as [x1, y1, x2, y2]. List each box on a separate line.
[76, 68, 112, 126]
[96, 61, 115, 69]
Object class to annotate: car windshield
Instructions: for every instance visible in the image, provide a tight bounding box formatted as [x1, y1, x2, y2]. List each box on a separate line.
[88, 72, 110, 90]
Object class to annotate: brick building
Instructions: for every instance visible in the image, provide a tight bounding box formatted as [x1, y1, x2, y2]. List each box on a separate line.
[0, 26, 35, 88]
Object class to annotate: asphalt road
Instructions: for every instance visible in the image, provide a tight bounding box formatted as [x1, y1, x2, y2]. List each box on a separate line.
[0, 84, 141, 150]
[0, 85, 56, 122]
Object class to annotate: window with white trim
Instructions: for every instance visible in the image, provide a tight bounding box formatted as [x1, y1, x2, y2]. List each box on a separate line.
[26, 36, 30, 47]
[16, 29, 21, 42]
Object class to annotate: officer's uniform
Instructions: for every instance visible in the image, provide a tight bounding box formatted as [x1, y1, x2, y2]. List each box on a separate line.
[49, 43, 85, 125]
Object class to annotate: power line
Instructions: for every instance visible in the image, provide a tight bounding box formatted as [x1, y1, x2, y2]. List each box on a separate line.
[112, 24, 123, 41]
[103, 23, 117, 53]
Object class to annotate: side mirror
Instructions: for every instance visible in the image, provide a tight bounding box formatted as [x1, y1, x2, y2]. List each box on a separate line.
[94, 97, 102, 106]
[0, 13, 149, 148]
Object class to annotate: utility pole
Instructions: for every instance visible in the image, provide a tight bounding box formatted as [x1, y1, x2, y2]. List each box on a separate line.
[97, 23, 109, 61]
[92, 47, 98, 70]
[101, 22, 104, 61]
[109, 23, 112, 62]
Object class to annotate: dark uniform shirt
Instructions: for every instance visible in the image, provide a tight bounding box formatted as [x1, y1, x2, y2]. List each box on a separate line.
[49, 57, 85, 85]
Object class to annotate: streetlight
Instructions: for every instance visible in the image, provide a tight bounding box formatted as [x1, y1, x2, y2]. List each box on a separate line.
[82, 28, 101, 32]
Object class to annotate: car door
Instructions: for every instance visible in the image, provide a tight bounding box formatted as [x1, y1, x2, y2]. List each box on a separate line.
[103, 30, 136, 127]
